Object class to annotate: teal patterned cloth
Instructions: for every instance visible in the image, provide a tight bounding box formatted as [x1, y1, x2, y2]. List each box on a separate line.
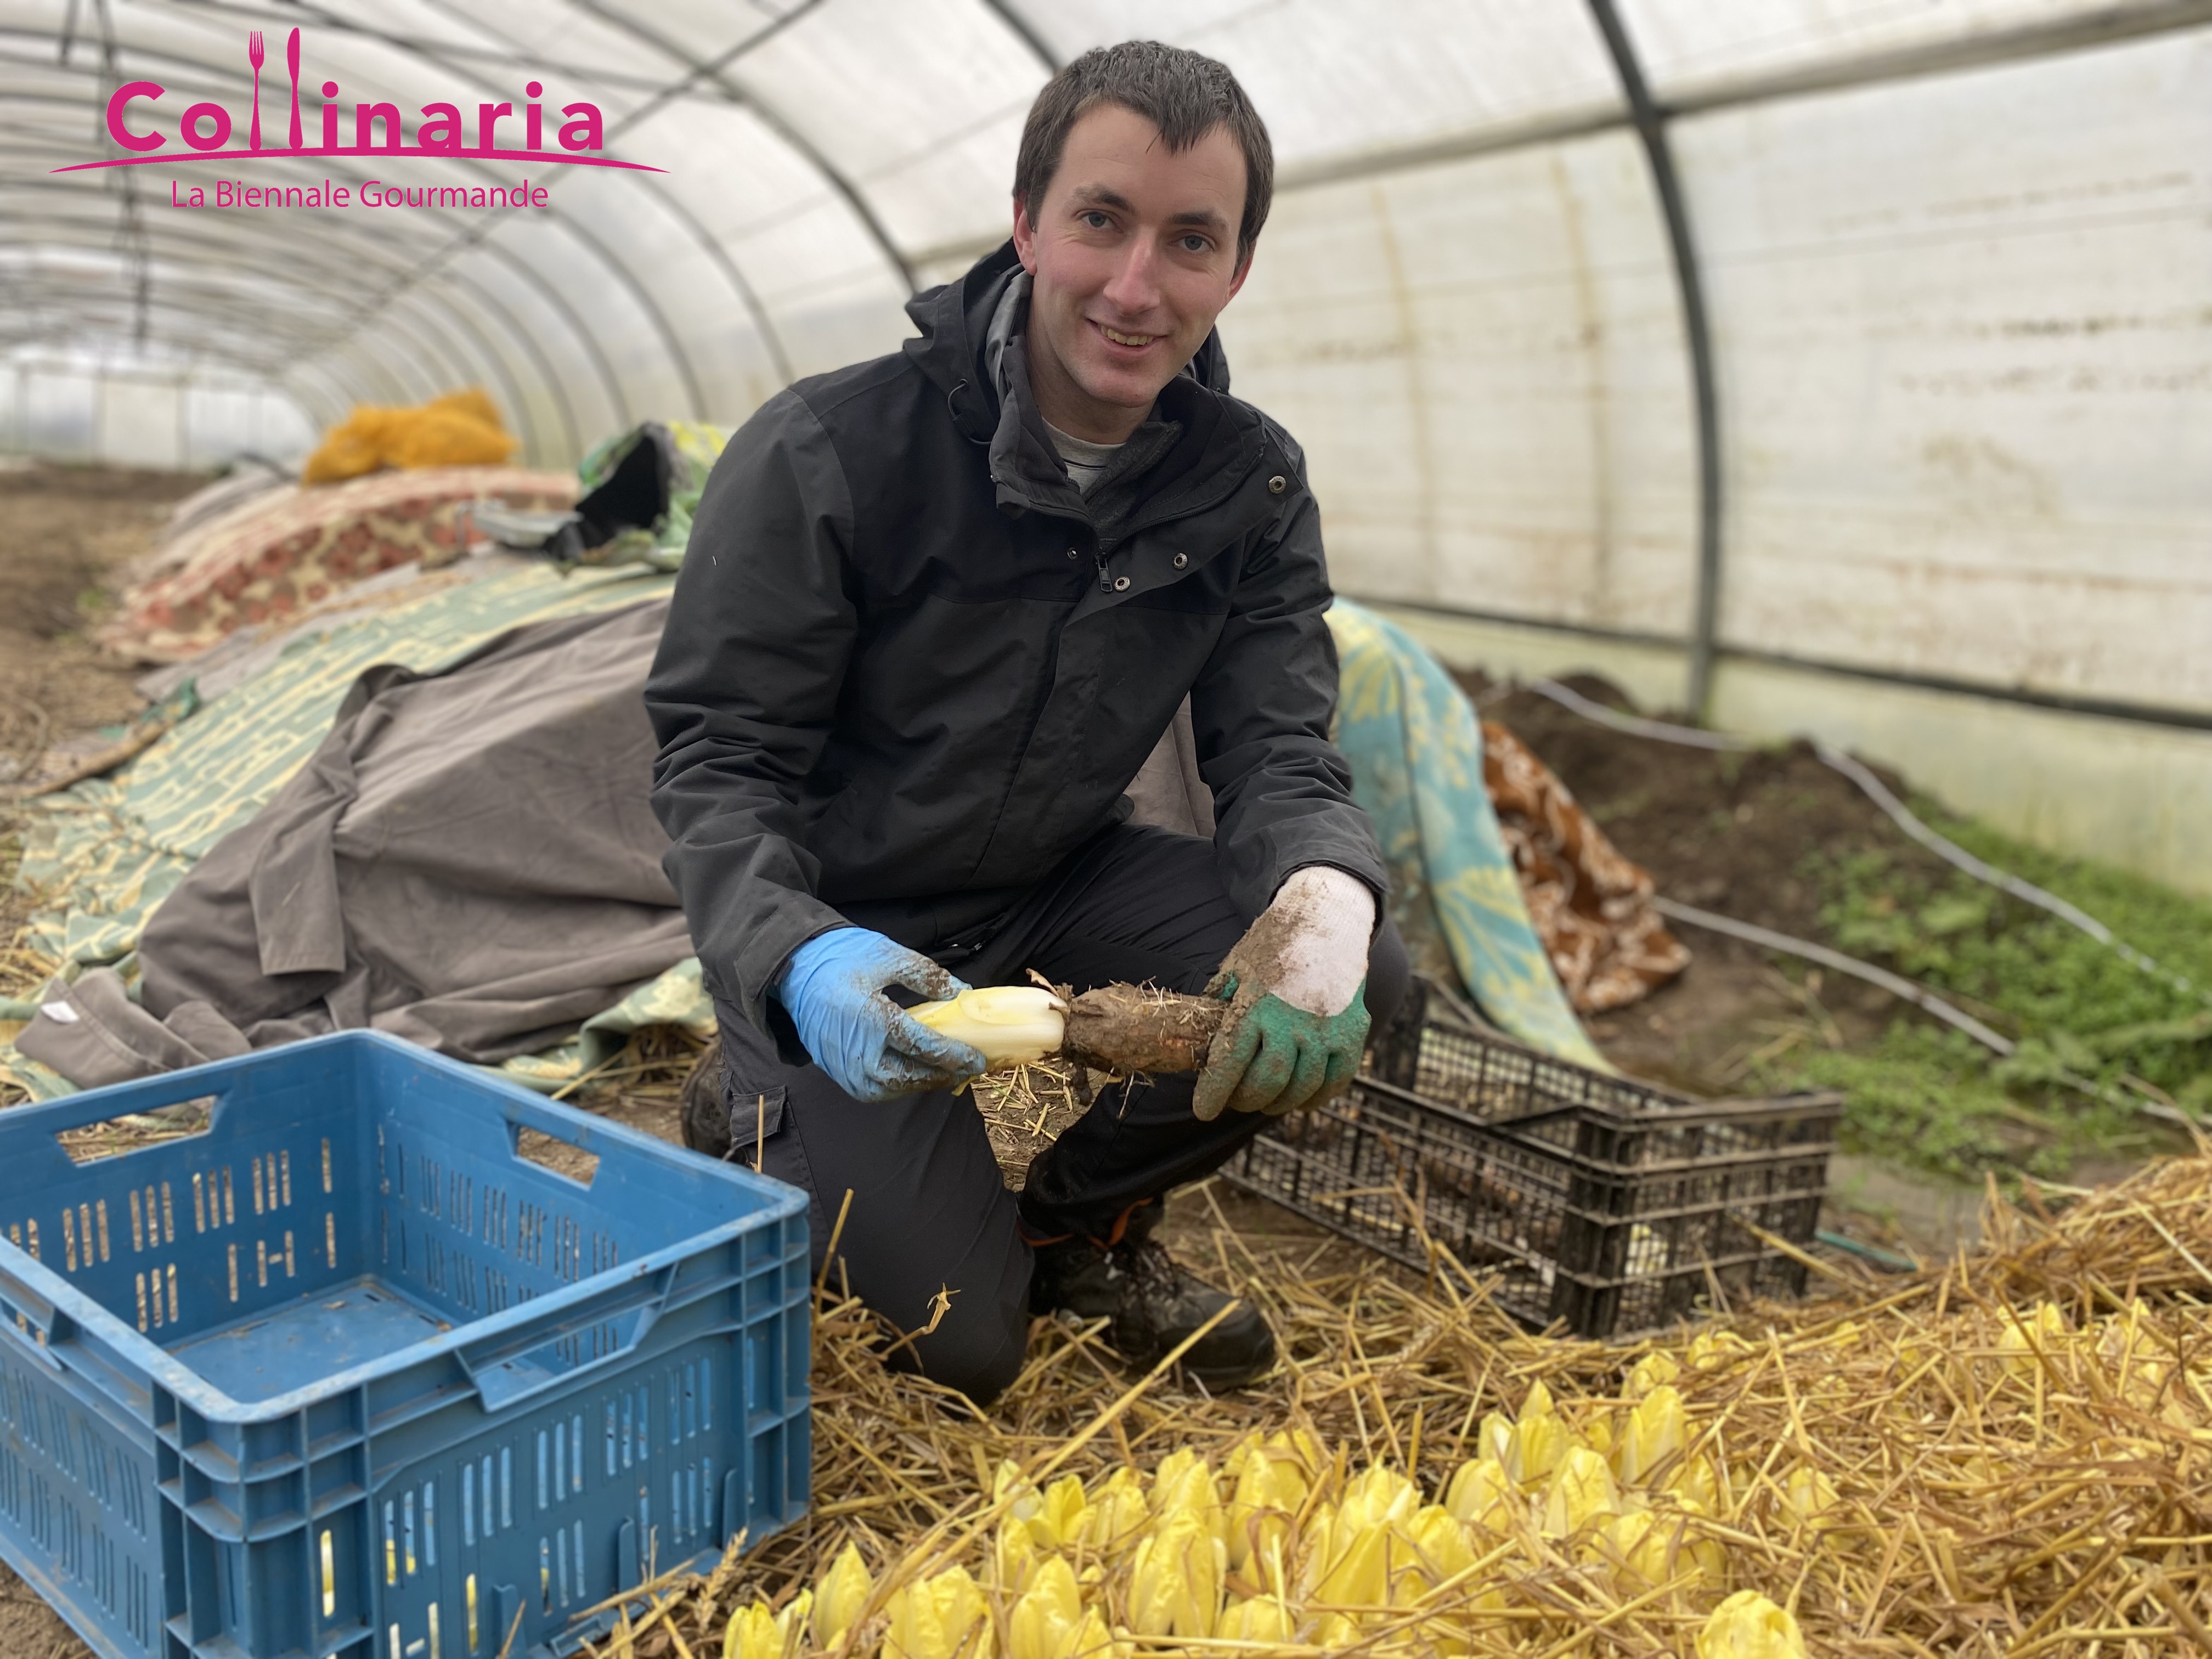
[1325, 601, 1606, 1069]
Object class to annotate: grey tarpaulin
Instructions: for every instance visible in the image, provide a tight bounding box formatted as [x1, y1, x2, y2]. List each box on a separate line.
[19, 600, 692, 1082]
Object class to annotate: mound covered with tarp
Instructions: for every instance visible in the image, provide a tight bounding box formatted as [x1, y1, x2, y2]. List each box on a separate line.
[26, 600, 693, 1086]
[5, 557, 692, 1096]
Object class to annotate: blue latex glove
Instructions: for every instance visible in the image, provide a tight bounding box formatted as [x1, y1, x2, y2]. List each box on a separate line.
[774, 928, 988, 1102]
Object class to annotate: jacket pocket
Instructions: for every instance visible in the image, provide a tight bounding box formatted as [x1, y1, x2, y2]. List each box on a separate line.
[718, 1079, 788, 1161]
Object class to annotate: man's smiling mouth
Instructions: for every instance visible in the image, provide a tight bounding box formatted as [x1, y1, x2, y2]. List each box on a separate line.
[1098, 323, 1159, 347]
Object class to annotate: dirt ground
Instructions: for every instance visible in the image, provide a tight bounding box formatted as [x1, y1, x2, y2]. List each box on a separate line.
[1470, 674, 1922, 1094]
[0, 462, 210, 1659]
[0, 462, 200, 781]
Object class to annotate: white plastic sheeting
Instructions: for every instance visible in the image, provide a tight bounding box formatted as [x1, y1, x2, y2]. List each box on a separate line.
[1, 351, 315, 468]
[2, 0, 2209, 882]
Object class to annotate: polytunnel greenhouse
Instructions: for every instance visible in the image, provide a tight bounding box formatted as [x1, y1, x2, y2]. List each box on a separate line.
[1, 6, 2210, 1658]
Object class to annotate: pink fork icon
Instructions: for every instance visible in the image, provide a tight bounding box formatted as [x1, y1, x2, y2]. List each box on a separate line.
[247, 30, 264, 149]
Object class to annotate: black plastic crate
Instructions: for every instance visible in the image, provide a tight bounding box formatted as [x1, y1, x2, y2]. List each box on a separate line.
[1363, 973, 1676, 1125]
[1222, 979, 1840, 1337]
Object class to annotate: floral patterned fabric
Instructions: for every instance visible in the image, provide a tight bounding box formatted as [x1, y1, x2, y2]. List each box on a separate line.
[97, 465, 575, 661]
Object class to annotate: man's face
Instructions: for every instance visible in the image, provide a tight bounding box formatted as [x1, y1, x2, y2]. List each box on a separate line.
[1012, 103, 1251, 442]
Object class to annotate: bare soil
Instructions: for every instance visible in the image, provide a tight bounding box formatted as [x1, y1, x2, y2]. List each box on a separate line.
[1468, 673, 1943, 1097]
[0, 463, 202, 777]
[0, 464, 201, 1659]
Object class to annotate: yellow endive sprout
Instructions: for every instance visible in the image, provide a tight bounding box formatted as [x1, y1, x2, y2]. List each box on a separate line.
[1667, 1451, 1721, 1513]
[815, 1544, 873, 1648]
[1443, 1456, 1518, 1537]
[1581, 1409, 1614, 1459]
[1148, 1449, 1224, 1545]
[1062, 1609, 1123, 1659]
[722, 1601, 769, 1659]
[1996, 1301, 2069, 1379]
[992, 1461, 1043, 1523]
[1399, 1503, 1479, 1598]
[909, 987, 1067, 1069]
[1502, 1409, 1572, 1487]
[1030, 1474, 1090, 1550]
[1778, 1466, 1841, 1531]
[1007, 1557, 1084, 1659]
[1302, 1509, 1391, 1608]
[1268, 1427, 1328, 1482]
[1592, 1508, 1672, 1589]
[1339, 1464, 1419, 1531]
[995, 1515, 1037, 1592]
[1126, 1506, 1223, 1639]
[1613, 1384, 1688, 1483]
[1685, 1330, 1753, 1370]
[1312, 1612, 1362, 1650]
[721, 1599, 782, 1659]
[1218, 1595, 1295, 1643]
[1612, 1503, 1725, 1591]
[1078, 1468, 1151, 1557]
[1229, 1429, 1318, 1512]
[2096, 1300, 2182, 1416]
[1473, 1410, 1514, 1468]
[882, 1564, 991, 1659]
[1541, 1446, 1621, 1538]
[1696, 1590, 1809, 1659]
[1625, 1351, 1681, 1398]
[1224, 1443, 1299, 1571]
[1227, 1426, 1323, 1473]
[1664, 1497, 1730, 1588]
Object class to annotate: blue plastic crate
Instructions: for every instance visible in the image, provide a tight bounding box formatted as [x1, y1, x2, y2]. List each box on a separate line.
[0, 1031, 810, 1659]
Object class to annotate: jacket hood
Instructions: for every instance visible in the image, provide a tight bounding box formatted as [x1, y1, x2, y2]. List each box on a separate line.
[901, 240, 1234, 444]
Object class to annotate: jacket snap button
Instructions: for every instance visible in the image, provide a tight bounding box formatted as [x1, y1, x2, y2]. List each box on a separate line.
[1172, 553, 1188, 569]
[1267, 474, 1288, 494]
[1065, 548, 1079, 560]
[1113, 576, 1131, 592]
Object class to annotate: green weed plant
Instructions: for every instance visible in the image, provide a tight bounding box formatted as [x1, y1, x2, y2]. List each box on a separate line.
[1760, 803, 2212, 1183]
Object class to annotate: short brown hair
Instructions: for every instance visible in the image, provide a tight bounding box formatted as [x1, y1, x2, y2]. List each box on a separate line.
[1013, 41, 1274, 269]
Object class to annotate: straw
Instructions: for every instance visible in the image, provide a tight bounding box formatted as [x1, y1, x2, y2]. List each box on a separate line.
[587, 1152, 2211, 1657]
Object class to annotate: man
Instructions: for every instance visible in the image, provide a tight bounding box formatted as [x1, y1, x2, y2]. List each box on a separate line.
[646, 41, 1404, 1404]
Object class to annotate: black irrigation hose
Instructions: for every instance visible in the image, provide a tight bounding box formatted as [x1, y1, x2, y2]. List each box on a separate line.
[1656, 900, 2193, 1132]
[1815, 1229, 1920, 1273]
[1520, 678, 2201, 1003]
[1811, 741, 2197, 1001]
[1512, 679, 2200, 1132]
[1651, 899, 2017, 1056]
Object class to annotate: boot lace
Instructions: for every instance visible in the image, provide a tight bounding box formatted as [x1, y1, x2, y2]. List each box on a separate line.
[1113, 1235, 1191, 1316]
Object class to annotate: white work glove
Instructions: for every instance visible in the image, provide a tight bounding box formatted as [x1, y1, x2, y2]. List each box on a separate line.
[1267, 867, 1376, 1013]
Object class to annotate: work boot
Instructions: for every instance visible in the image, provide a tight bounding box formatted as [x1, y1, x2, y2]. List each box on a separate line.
[1028, 1207, 1276, 1389]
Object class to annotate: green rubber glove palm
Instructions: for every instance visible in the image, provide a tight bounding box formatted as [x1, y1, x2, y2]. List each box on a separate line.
[1193, 976, 1369, 1121]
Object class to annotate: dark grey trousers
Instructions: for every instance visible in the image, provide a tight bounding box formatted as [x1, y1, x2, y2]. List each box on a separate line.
[712, 824, 1407, 1402]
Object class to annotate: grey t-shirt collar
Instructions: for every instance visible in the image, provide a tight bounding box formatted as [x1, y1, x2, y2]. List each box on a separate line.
[1043, 419, 1124, 496]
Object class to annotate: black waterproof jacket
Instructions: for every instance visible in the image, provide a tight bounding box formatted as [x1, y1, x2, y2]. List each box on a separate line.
[646, 242, 1386, 1048]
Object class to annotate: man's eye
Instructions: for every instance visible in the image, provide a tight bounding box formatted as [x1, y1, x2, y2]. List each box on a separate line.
[1180, 235, 1212, 254]
[1080, 210, 1111, 229]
